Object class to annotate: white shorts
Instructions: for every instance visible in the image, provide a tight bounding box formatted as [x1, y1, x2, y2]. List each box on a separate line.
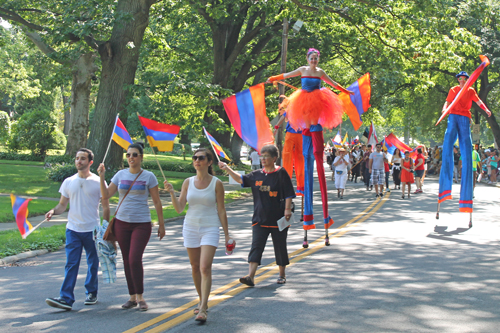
[183, 222, 220, 248]
[335, 170, 348, 189]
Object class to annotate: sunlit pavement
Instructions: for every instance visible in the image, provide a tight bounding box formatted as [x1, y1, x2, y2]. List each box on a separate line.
[1, 171, 499, 332]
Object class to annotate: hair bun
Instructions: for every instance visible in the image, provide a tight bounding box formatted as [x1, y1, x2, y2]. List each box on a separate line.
[135, 141, 145, 149]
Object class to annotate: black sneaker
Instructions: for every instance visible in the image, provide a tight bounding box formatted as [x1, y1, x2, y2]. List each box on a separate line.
[46, 297, 72, 310]
[84, 293, 98, 305]
[370, 185, 373, 191]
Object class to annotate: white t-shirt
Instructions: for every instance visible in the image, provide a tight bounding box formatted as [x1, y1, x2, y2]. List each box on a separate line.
[111, 169, 158, 222]
[250, 151, 260, 166]
[370, 151, 386, 170]
[59, 173, 102, 233]
[333, 155, 350, 172]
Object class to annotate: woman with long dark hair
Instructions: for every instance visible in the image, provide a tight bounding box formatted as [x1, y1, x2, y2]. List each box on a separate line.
[391, 148, 402, 190]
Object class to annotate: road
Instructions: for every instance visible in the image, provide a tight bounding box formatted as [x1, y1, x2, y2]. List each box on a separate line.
[1, 173, 499, 332]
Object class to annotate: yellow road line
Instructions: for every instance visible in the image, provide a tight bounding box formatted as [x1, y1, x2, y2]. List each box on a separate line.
[125, 193, 389, 333]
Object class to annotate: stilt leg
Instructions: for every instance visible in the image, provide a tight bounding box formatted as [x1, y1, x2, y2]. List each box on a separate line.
[300, 196, 304, 222]
[303, 230, 308, 248]
[436, 202, 440, 220]
[325, 228, 330, 246]
[469, 212, 472, 228]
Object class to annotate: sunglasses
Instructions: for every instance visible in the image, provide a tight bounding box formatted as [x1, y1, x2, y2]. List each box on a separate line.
[126, 152, 141, 158]
[260, 155, 273, 159]
[192, 155, 207, 161]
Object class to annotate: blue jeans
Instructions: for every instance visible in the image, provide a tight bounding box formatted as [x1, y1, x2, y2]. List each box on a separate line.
[60, 229, 99, 305]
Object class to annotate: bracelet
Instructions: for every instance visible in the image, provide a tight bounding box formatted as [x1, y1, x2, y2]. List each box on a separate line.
[274, 125, 279, 129]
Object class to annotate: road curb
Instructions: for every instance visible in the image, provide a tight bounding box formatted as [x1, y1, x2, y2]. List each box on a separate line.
[0, 246, 65, 266]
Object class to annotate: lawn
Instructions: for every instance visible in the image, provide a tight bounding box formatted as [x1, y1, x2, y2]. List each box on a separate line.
[0, 164, 61, 198]
[0, 197, 57, 223]
[0, 224, 66, 259]
[0, 160, 45, 166]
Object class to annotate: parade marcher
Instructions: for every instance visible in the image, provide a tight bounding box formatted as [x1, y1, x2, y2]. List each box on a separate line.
[98, 142, 165, 311]
[369, 143, 387, 198]
[164, 148, 231, 323]
[275, 113, 304, 195]
[267, 48, 353, 234]
[363, 144, 373, 191]
[250, 149, 261, 170]
[488, 150, 499, 184]
[438, 70, 491, 220]
[414, 148, 425, 193]
[350, 145, 362, 183]
[333, 147, 349, 199]
[453, 146, 461, 183]
[401, 151, 415, 199]
[384, 158, 391, 193]
[45, 148, 110, 310]
[391, 148, 402, 190]
[219, 144, 295, 286]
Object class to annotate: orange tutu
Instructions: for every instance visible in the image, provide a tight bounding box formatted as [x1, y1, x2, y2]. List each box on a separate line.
[283, 88, 343, 130]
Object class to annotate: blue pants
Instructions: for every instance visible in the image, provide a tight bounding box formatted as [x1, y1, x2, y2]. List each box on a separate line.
[60, 229, 99, 305]
[438, 114, 473, 212]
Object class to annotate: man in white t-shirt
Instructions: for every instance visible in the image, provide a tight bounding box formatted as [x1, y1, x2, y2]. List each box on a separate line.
[250, 149, 261, 170]
[369, 143, 388, 198]
[45, 148, 110, 310]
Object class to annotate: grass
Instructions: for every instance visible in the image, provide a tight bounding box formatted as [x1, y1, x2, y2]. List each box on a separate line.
[0, 160, 45, 166]
[0, 197, 57, 223]
[0, 164, 61, 198]
[0, 224, 66, 259]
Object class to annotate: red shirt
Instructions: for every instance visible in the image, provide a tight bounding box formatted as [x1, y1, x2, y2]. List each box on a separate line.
[415, 153, 425, 170]
[446, 86, 479, 118]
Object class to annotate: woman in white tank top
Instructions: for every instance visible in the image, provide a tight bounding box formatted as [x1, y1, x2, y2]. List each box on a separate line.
[164, 148, 231, 323]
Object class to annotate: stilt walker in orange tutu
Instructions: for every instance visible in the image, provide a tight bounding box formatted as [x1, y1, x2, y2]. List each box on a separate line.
[267, 48, 354, 247]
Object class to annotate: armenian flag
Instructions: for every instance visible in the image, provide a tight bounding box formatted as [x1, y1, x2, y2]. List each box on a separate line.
[203, 127, 231, 161]
[111, 115, 133, 150]
[379, 133, 411, 155]
[137, 115, 180, 152]
[10, 194, 34, 239]
[339, 73, 371, 130]
[222, 83, 274, 153]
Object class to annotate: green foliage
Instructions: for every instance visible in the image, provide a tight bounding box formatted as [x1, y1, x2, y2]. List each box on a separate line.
[0, 224, 66, 259]
[0, 111, 10, 142]
[51, 129, 67, 150]
[46, 163, 77, 182]
[9, 109, 60, 157]
[0, 152, 44, 162]
[44, 154, 75, 165]
[0, 197, 56, 223]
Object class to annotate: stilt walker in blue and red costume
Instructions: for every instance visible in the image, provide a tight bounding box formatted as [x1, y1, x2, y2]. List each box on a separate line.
[437, 68, 492, 227]
[268, 48, 354, 246]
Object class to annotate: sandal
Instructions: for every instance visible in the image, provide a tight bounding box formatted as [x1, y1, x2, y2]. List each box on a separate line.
[195, 309, 207, 323]
[402, 195, 405, 199]
[277, 276, 286, 284]
[239, 276, 255, 287]
[193, 305, 208, 315]
[138, 300, 148, 311]
[121, 300, 137, 309]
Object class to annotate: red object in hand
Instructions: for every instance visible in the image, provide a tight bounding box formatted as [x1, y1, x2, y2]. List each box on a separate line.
[225, 239, 235, 255]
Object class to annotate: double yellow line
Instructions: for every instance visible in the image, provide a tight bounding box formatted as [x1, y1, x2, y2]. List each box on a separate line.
[125, 192, 389, 333]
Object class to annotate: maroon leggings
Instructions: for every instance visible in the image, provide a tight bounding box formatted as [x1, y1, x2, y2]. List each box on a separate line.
[114, 219, 151, 295]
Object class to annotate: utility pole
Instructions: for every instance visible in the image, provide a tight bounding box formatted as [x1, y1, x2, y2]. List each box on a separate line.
[276, 18, 289, 166]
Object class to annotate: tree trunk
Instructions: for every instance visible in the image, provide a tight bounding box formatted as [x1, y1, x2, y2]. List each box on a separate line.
[65, 53, 97, 156]
[230, 132, 243, 164]
[61, 85, 70, 135]
[476, 67, 500, 147]
[87, 0, 154, 169]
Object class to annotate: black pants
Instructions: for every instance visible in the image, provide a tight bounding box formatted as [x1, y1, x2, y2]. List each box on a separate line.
[393, 166, 401, 186]
[363, 167, 371, 187]
[248, 225, 289, 266]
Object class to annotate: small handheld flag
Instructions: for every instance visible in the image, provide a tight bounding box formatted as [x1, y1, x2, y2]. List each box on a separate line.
[203, 127, 231, 161]
[112, 116, 133, 150]
[137, 115, 180, 152]
[11, 194, 34, 239]
[332, 131, 342, 147]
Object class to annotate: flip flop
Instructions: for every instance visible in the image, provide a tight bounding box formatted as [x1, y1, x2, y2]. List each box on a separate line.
[239, 276, 255, 287]
[277, 276, 286, 284]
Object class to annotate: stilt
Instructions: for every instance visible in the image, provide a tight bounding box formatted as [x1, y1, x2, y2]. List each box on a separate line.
[325, 228, 330, 246]
[303, 230, 308, 248]
[300, 196, 304, 222]
[436, 202, 440, 220]
[469, 212, 472, 228]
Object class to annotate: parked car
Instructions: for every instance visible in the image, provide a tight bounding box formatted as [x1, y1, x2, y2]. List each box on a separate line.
[191, 143, 200, 152]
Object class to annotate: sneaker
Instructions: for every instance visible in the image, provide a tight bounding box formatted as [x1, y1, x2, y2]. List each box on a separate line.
[84, 293, 98, 305]
[387, 189, 391, 192]
[370, 185, 373, 191]
[46, 297, 72, 310]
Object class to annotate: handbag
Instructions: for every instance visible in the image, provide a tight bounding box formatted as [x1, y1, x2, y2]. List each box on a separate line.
[103, 170, 144, 243]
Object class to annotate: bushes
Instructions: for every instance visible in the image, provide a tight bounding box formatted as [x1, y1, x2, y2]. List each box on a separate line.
[0, 152, 44, 161]
[0, 111, 10, 143]
[46, 164, 77, 182]
[7, 109, 61, 158]
[44, 155, 75, 165]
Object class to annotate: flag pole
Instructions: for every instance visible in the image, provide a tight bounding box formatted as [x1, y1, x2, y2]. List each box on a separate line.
[203, 127, 221, 163]
[102, 114, 119, 163]
[136, 113, 166, 182]
[25, 218, 48, 238]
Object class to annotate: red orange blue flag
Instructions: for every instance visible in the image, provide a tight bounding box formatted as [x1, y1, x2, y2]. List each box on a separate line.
[203, 127, 231, 161]
[339, 73, 371, 131]
[137, 115, 180, 152]
[112, 115, 133, 150]
[379, 133, 411, 155]
[222, 83, 274, 153]
[10, 194, 34, 239]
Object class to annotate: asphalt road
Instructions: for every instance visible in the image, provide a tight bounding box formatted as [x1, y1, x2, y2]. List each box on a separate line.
[1, 172, 499, 333]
